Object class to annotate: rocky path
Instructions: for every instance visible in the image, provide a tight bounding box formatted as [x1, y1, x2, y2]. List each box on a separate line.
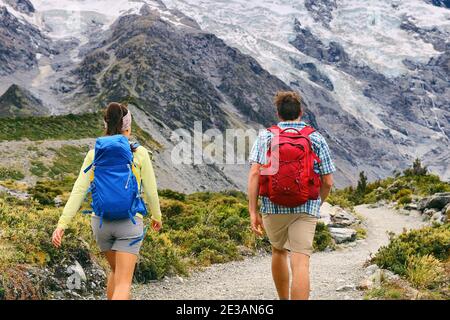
[132, 205, 427, 300]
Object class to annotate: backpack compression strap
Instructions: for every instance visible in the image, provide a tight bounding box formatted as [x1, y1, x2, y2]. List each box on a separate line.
[299, 126, 321, 163]
[299, 126, 316, 136]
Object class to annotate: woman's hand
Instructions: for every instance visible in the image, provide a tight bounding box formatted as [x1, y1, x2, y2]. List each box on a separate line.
[151, 219, 162, 232]
[52, 228, 65, 248]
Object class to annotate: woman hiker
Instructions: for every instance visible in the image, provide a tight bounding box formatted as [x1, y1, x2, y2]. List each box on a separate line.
[52, 102, 162, 300]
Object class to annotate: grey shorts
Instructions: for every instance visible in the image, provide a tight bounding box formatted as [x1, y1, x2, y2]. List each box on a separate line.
[91, 216, 144, 256]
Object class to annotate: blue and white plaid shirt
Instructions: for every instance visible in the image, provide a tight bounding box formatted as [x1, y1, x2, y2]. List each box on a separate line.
[249, 121, 336, 218]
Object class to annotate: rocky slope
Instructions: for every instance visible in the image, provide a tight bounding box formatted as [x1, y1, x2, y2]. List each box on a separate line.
[0, 0, 449, 191]
[68, 5, 312, 130]
[163, 0, 450, 185]
[0, 84, 47, 117]
[0, 3, 53, 76]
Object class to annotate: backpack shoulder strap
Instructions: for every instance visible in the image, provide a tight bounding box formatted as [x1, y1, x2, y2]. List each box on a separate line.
[299, 126, 316, 137]
[267, 125, 280, 133]
[131, 142, 141, 149]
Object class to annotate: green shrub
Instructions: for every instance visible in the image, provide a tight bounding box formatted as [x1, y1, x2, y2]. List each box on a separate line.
[0, 113, 161, 152]
[0, 113, 104, 141]
[395, 189, 412, 200]
[134, 233, 187, 282]
[0, 168, 25, 181]
[398, 195, 412, 205]
[327, 190, 355, 209]
[406, 255, 445, 289]
[30, 161, 49, 177]
[28, 178, 76, 206]
[372, 224, 450, 276]
[0, 187, 279, 297]
[168, 225, 240, 266]
[326, 160, 450, 208]
[158, 189, 186, 201]
[313, 222, 333, 251]
[47, 145, 89, 178]
[355, 226, 367, 240]
[364, 282, 406, 300]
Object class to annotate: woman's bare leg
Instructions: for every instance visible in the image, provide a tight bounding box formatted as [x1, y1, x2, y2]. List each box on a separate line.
[104, 251, 116, 300]
[111, 252, 138, 300]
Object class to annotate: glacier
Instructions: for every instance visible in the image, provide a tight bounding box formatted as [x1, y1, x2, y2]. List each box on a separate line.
[0, 0, 449, 187]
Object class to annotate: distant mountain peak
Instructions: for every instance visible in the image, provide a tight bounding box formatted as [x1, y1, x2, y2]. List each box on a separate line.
[3, 0, 35, 15]
[0, 84, 46, 118]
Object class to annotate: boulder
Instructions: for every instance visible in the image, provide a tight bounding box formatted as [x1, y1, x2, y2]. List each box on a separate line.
[318, 202, 333, 225]
[430, 211, 446, 224]
[66, 261, 87, 291]
[424, 208, 438, 217]
[329, 206, 357, 227]
[329, 227, 357, 244]
[420, 193, 450, 211]
[320, 203, 358, 227]
[358, 278, 374, 290]
[365, 264, 380, 276]
[404, 203, 418, 211]
[358, 269, 400, 291]
[444, 203, 450, 217]
[336, 284, 356, 292]
[417, 198, 429, 211]
[54, 195, 63, 208]
[383, 269, 400, 281]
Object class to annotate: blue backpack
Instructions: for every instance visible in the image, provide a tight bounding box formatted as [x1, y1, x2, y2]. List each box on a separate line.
[83, 135, 148, 230]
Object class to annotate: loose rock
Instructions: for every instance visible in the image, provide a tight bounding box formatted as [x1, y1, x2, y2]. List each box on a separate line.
[329, 207, 357, 227]
[329, 228, 357, 244]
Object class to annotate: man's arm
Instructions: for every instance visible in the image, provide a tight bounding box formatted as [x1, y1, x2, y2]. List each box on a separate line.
[320, 173, 334, 204]
[248, 163, 264, 236]
[248, 163, 261, 215]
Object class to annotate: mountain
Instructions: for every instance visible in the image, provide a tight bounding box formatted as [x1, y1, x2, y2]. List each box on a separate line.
[0, 0, 448, 190]
[163, 0, 450, 184]
[0, 4, 52, 76]
[70, 6, 302, 130]
[0, 84, 46, 117]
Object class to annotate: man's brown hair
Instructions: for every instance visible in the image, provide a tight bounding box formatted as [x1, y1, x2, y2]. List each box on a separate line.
[274, 91, 303, 121]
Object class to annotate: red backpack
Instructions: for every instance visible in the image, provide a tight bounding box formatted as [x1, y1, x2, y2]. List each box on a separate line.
[259, 126, 321, 207]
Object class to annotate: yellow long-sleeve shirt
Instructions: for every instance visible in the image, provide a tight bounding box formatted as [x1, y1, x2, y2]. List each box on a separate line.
[57, 145, 162, 229]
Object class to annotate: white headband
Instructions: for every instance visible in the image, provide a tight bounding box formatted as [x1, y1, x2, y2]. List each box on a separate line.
[121, 110, 132, 132]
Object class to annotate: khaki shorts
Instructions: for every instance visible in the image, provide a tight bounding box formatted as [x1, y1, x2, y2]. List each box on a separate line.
[262, 213, 318, 256]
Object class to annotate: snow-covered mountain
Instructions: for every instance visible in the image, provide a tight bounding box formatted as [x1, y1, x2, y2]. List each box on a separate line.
[163, 0, 450, 182]
[0, 0, 449, 189]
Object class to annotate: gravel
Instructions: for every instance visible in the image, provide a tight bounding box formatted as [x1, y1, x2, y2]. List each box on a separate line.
[132, 205, 427, 300]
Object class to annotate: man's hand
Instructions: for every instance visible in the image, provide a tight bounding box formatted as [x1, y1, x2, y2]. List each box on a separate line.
[248, 163, 263, 236]
[250, 213, 264, 236]
[52, 228, 65, 248]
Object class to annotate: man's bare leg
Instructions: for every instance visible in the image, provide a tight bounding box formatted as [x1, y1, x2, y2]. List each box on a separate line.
[290, 252, 311, 300]
[271, 246, 290, 300]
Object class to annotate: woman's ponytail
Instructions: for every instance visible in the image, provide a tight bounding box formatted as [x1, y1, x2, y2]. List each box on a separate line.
[104, 102, 128, 136]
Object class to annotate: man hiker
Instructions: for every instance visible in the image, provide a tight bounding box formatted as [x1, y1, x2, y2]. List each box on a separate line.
[248, 91, 336, 300]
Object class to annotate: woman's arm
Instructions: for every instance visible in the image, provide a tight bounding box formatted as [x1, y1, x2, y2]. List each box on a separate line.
[57, 150, 94, 229]
[138, 148, 162, 222]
